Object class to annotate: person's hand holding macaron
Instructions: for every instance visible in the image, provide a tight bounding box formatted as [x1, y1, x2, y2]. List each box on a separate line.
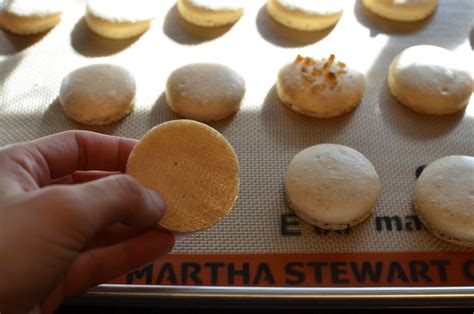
[0, 131, 175, 314]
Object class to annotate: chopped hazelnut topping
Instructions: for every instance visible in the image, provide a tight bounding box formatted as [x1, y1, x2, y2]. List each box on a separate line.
[296, 54, 345, 88]
[304, 57, 316, 66]
[327, 54, 336, 65]
[322, 61, 330, 70]
[326, 72, 337, 81]
[322, 54, 336, 70]
[302, 72, 314, 82]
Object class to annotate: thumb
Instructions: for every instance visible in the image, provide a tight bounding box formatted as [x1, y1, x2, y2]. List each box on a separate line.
[39, 174, 166, 237]
[75, 174, 166, 231]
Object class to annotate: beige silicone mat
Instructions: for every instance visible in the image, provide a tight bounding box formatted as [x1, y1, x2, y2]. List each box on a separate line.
[0, 0, 473, 254]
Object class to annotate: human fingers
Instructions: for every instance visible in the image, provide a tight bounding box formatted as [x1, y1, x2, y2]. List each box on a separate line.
[41, 229, 175, 314]
[35, 174, 166, 247]
[50, 171, 120, 185]
[74, 174, 166, 231]
[83, 224, 155, 250]
[0, 130, 137, 190]
[0, 174, 166, 314]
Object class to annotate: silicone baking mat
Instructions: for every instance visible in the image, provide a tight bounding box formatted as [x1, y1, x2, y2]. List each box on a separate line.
[1, 0, 473, 287]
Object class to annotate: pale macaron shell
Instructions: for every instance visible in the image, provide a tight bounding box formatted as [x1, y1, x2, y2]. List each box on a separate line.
[177, 0, 244, 27]
[388, 45, 472, 115]
[1, 0, 62, 35]
[166, 63, 245, 122]
[276, 58, 365, 118]
[414, 155, 474, 247]
[59, 64, 136, 126]
[266, 0, 344, 31]
[285, 144, 381, 230]
[362, 0, 438, 22]
[85, 0, 156, 39]
[84, 12, 151, 39]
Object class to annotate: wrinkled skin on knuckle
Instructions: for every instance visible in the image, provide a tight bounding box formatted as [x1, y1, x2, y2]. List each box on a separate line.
[0, 146, 40, 193]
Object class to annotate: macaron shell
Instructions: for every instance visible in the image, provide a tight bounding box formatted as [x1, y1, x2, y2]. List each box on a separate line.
[126, 120, 240, 233]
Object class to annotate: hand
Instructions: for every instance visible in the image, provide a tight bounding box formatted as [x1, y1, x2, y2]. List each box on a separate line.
[0, 131, 175, 314]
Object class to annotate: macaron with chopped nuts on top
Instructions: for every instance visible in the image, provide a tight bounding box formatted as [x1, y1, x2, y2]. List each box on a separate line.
[276, 54, 366, 118]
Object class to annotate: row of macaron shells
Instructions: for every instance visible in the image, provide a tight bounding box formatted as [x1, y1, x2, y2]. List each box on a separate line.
[59, 55, 474, 248]
[286, 143, 474, 248]
[1, 0, 440, 38]
[124, 118, 473, 245]
[59, 44, 472, 127]
[4, 0, 472, 247]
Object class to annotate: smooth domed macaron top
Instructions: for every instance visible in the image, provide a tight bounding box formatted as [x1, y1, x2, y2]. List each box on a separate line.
[4, 0, 63, 16]
[86, 0, 157, 22]
[285, 144, 380, 229]
[414, 155, 474, 246]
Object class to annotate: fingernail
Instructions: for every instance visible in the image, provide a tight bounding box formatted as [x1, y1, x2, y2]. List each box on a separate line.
[145, 188, 166, 218]
[174, 231, 192, 240]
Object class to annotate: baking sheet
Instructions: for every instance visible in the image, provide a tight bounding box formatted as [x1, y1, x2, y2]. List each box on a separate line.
[1, 0, 474, 291]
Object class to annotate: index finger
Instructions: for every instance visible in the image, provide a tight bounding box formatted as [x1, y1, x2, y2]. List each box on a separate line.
[8, 130, 137, 186]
